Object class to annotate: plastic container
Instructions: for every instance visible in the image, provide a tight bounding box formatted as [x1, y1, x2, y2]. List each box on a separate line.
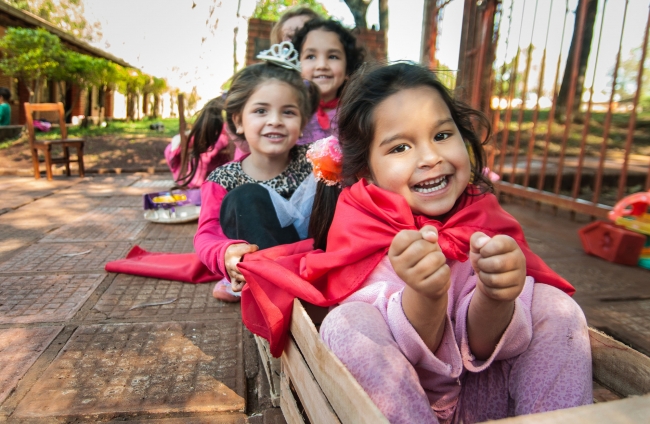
[578, 221, 646, 266]
[143, 189, 201, 224]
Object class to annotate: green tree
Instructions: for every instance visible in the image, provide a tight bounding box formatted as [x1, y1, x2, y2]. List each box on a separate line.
[0, 27, 64, 101]
[141, 74, 153, 117]
[51, 50, 102, 119]
[6, 0, 102, 42]
[150, 77, 168, 118]
[93, 59, 120, 122]
[492, 48, 531, 105]
[556, 0, 598, 118]
[613, 44, 650, 109]
[185, 86, 201, 116]
[252, 0, 327, 21]
[433, 63, 456, 92]
[116, 67, 148, 121]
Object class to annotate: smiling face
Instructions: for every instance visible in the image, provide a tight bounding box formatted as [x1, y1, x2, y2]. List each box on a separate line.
[281, 15, 312, 41]
[299, 29, 347, 102]
[234, 80, 302, 159]
[367, 87, 471, 219]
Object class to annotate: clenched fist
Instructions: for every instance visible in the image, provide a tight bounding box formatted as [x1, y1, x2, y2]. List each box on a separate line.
[224, 243, 259, 291]
[388, 226, 451, 300]
[469, 232, 526, 303]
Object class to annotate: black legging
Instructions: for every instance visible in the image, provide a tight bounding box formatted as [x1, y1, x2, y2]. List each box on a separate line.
[220, 183, 301, 250]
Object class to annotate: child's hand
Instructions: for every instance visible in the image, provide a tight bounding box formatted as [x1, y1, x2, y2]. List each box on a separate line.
[469, 232, 526, 303]
[388, 226, 450, 300]
[224, 243, 259, 291]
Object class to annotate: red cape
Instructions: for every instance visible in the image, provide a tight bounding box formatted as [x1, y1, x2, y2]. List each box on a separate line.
[239, 180, 574, 357]
[105, 246, 222, 284]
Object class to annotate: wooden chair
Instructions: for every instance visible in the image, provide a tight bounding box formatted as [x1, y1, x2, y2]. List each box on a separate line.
[24, 102, 85, 180]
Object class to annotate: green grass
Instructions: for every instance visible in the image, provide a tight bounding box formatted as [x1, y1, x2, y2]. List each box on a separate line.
[0, 117, 182, 151]
[0, 117, 182, 152]
[0, 137, 22, 150]
[41, 117, 181, 140]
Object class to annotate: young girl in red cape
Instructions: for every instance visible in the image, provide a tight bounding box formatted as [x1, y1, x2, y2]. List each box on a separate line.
[237, 63, 592, 423]
[292, 18, 364, 145]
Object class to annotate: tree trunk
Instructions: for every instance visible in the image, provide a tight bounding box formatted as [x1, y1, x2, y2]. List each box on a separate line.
[127, 92, 135, 121]
[142, 94, 149, 117]
[153, 94, 160, 118]
[234, 0, 242, 74]
[379, 0, 388, 30]
[420, 0, 438, 66]
[98, 87, 106, 124]
[64, 83, 78, 121]
[58, 81, 66, 103]
[556, 0, 597, 120]
[378, 0, 388, 45]
[81, 87, 92, 128]
[343, 0, 370, 29]
[30, 78, 40, 103]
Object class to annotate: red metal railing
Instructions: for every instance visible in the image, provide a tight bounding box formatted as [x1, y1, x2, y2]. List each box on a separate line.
[454, 0, 650, 218]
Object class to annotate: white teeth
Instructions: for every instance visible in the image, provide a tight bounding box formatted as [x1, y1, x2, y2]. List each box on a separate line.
[418, 176, 446, 187]
[413, 176, 448, 193]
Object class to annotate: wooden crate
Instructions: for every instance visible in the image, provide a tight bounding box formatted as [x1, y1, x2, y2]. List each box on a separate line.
[280, 299, 650, 424]
[255, 334, 281, 407]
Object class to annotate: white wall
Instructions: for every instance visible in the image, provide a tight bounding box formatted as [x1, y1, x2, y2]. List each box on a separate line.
[113, 91, 127, 119]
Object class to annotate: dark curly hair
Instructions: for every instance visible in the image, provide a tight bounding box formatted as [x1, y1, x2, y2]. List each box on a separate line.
[309, 62, 493, 250]
[292, 18, 365, 98]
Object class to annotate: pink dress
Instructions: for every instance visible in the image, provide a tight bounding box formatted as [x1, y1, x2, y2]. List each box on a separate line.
[164, 130, 230, 188]
[320, 256, 592, 423]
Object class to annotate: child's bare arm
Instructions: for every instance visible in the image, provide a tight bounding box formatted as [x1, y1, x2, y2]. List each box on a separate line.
[467, 232, 526, 360]
[389, 226, 450, 353]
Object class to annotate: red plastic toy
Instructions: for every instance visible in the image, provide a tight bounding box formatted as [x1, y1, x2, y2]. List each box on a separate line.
[578, 221, 646, 266]
[579, 190, 650, 266]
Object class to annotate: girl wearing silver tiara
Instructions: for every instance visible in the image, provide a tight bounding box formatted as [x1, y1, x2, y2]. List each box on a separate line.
[194, 42, 320, 302]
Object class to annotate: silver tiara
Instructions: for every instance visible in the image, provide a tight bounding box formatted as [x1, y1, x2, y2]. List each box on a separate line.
[257, 41, 301, 72]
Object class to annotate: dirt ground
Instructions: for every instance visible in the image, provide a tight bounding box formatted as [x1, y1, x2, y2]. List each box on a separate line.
[0, 134, 171, 175]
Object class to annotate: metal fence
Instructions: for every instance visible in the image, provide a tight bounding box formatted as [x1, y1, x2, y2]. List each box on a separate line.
[449, 0, 650, 218]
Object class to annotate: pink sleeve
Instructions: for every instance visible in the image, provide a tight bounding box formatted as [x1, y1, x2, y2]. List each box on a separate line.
[194, 181, 247, 279]
[450, 263, 535, 372]
[202, 130, 230, 163]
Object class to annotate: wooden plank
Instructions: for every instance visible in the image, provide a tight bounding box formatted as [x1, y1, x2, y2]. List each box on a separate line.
[254, 335, 281, 407]
[282, 337, 340, 424]
[592, 381, 622, 403]
[489, 393, 650, 423]
[589, 327, 650, 396]
[290, 299, 389, 424]
[280, 372, 305, 424]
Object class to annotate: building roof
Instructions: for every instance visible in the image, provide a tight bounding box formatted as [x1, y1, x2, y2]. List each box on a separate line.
[0, 1, 133, 68]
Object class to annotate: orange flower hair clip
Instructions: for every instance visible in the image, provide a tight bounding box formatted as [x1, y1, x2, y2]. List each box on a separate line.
[306, 136, 343, 186]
